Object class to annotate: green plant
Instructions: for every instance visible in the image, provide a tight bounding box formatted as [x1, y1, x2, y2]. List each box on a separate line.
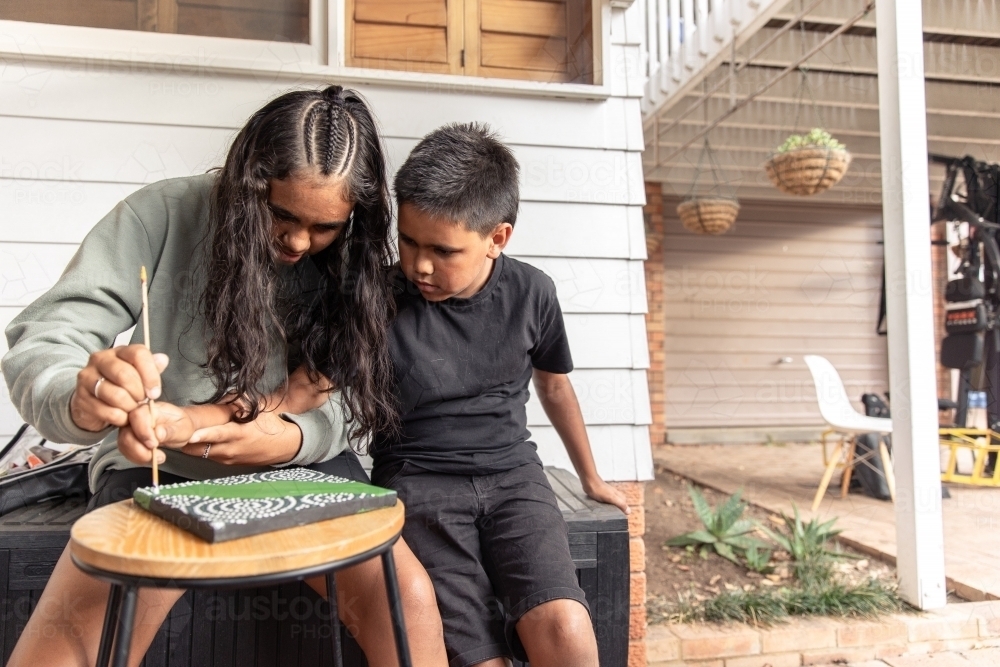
[757, 505, 844, 585]
[656, 579, 905, 627]
[743, 544, 774, 574]
[776, 128, 845, 153]
[665, 486, 765, 564]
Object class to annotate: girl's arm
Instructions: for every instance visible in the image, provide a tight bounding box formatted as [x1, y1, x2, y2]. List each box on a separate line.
[121, 400, 235, 456]
[532, 369, 630, 514]
[125, 365, 341, 466]
[179, 387, 347, 467]
[2, 200, 160, 462]
[140, 365, 332, 448]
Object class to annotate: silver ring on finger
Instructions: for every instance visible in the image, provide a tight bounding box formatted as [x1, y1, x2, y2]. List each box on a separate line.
[202, 444, 212, 459]
[93, 376, 106, 401]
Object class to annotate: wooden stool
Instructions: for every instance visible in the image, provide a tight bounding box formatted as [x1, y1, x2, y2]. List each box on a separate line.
[70, 500, 411, 667]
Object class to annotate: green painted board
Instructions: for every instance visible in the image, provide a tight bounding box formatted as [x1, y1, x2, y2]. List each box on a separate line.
[133, 468, 397, 543]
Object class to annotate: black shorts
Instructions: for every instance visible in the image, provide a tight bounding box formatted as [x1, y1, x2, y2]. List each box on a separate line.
[87, 449, 370, 511]
[373, 461, 589, 667]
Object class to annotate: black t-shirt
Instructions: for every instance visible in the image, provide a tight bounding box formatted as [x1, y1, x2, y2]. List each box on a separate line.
[371, 254, 574, 477]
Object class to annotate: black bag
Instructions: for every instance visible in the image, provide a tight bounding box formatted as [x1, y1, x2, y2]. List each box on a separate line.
[853, 395, 892, 501]
[941, 331, 985, 370]
[0, 425, 94, 516]
[946, 276, 986, 303]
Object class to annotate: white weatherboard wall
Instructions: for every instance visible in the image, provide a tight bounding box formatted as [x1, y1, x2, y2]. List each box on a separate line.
[0, 5, 653, 481]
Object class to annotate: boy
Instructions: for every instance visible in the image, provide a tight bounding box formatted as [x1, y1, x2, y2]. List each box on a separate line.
[371, 123, 629, 667]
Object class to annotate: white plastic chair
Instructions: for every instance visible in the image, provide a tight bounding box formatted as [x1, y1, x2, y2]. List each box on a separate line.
[804, 355, 895, 511]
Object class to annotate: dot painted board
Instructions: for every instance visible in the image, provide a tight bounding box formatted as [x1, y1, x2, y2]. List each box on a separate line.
[133, 468, 397, 543]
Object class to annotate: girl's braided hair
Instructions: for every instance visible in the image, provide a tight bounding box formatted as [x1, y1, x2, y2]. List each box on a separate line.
[202, 85, 398, 443]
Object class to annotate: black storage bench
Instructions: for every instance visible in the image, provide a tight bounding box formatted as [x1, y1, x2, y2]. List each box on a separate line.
[0, 468, 629, 667]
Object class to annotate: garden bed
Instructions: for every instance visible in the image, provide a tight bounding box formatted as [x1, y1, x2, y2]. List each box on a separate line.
[644, 463, 899, 625]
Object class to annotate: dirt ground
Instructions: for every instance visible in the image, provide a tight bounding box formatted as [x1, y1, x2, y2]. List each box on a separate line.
[644, 463, 897, 607]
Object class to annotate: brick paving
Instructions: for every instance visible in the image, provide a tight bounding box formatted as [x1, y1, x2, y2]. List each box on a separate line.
[647, 601, 1000, 666]
[845, 646, 1000, 666]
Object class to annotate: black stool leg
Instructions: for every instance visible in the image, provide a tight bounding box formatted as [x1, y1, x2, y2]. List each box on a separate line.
[111, 585, 139, 667]
[326, 572, 344, 667]
[380, 548, 413, 667]
[95, 584, 124, 667]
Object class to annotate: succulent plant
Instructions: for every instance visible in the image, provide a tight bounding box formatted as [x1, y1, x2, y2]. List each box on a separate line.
[665, 486, 767, 564]
[776, 128, 845, 154]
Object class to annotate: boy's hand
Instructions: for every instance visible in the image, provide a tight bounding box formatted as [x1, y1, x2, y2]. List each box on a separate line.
[270, 365, 333, 413]
[532, 370, 632, 515]
[582, 477, 631, 515]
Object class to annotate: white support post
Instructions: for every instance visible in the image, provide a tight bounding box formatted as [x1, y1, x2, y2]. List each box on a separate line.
[875, 0, 947, 610]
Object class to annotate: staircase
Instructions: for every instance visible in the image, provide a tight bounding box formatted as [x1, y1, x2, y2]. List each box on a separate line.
[639, 0, 787, 121]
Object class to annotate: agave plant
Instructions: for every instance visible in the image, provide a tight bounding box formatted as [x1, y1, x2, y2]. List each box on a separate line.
[758, 505, 841, 560]
[757, 505, 844, 585]
[743, 544, 774, 574]
[665, 486, 766, 564]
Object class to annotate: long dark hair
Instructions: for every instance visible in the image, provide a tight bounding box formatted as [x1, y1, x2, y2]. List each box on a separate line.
[201, 85, 397, 442]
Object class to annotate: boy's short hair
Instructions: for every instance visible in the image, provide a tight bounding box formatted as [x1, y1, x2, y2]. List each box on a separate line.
[394, 122, 520, 236]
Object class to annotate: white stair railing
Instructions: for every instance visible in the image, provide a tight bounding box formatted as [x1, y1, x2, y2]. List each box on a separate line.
[639, 0, 788, 121]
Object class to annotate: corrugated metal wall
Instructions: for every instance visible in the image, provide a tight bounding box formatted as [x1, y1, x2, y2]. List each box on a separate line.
[661, 197, 889, 429]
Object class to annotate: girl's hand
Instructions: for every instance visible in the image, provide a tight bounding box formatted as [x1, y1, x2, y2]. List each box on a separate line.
[180, 411, 302, 466]
[71, 346, 169, 432]
[152, 402, 199, 448]
[582, 477, 631, 515]
[116, 401, 194, 466]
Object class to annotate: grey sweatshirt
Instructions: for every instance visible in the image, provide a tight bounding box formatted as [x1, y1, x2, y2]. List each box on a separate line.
[2, 173, 350, 490]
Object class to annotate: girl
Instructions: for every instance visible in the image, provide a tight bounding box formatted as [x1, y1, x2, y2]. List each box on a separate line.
[2, 85, 446, 667]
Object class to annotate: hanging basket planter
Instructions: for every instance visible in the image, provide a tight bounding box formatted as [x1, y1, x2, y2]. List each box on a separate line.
[676, 197, 741, 236]
[764, 129, 851, 196]
[678, 136, 741, 235]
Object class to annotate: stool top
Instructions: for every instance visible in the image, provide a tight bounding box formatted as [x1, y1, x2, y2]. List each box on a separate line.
[70, 499, 404, 581]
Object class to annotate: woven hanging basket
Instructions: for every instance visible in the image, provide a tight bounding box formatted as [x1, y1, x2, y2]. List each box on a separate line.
[676, 197, 740, 236]
[764, 146, 851, 196]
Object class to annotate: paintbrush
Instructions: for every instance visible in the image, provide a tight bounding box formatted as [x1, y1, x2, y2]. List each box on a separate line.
[140, 266, 159, 490]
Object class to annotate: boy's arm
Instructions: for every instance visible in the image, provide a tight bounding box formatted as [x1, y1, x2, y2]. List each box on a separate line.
[177, 365, 343, 467]
[270, 365, 334, 414]
[532, 369, 630, 514]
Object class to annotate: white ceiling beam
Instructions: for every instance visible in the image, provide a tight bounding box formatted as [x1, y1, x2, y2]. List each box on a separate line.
[654, 99, 1000, 143]
[647, 137, 998, 164]
[772, 0, 1000, 38]
[736, 27, 1000, 83]
[694, 65, 1000, 114]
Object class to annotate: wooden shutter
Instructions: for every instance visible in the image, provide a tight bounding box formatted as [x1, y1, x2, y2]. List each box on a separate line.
[465, 0, 594, 83]
[347, 0, 464, 75]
